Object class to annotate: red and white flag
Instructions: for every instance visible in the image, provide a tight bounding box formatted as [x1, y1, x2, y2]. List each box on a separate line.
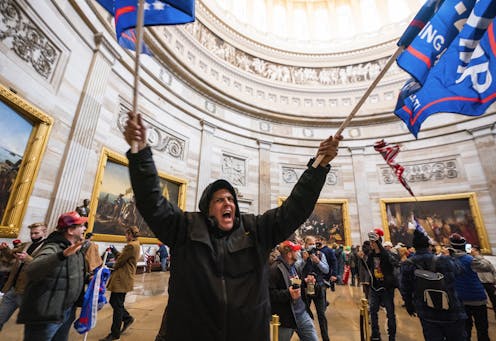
[374, 140, 415, 197]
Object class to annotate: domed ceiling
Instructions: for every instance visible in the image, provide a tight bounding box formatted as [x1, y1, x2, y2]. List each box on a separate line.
[92, 0, 424, 125]
[202, 0, 423, 54]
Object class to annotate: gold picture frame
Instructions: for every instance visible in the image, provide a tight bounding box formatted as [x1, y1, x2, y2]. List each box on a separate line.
[0, 84, 53, 237]
[87, 148, 187, 244]
[278, 197, 351, 246]
[380, 192, 491, 254]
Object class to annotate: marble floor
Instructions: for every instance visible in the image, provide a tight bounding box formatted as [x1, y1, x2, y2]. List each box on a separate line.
[1, 271, 495, 340]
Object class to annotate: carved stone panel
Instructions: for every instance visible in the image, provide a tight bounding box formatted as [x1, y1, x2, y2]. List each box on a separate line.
[379, 159, 458, 185]
[0, 0, 62, 81]
[282, 166, 338, 186]
[117, 110, 186, 160]
[221, 153, 246, 187]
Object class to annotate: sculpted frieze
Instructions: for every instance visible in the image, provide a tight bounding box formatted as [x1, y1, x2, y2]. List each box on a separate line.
[282, 166, 338, 186]
[118, 111, 186, 160]
[183, 21, 400, 87]
[379, 159, 458, 185]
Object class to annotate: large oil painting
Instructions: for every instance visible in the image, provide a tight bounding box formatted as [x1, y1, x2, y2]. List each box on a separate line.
[0, 84, 52, 237]
[88, 148, 187, 243]
[278, 198, 351, 246]
[380, 193, 491, 254]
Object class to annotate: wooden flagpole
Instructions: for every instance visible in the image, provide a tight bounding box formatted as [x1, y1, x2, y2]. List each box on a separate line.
[131, 0, 146, 153]
[311, 46, 405, 168]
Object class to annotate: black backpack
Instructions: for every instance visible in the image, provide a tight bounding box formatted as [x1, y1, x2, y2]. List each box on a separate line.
[407, 257, 450, 310]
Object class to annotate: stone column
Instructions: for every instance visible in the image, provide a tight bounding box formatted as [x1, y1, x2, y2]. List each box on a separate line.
[469, 126, 496, 210]
[350, 147, 373, 241]
[258, 140, 272, 213]
[195, 120, 216, 206]
[48, 33, 117, 226]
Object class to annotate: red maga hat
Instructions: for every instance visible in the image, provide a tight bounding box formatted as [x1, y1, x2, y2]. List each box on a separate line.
[279, 240, 302, 252]
[57, 211, 88, 229]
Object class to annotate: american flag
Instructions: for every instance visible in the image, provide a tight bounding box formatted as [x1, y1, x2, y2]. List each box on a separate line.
[374, 140, 415, 197]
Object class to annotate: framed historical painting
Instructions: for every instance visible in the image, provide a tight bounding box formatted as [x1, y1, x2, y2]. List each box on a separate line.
[0, 84, 53, 237]
[380, 192, 491, 254]
[278, 198, 351, 246]
[88, 148, 187, 243]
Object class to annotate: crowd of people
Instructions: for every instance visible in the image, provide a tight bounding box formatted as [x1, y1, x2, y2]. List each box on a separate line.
[0, 112, 494, 341]
[268, 225, 496, 341]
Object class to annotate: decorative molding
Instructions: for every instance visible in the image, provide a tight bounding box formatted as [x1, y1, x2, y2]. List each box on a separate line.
[117, 108, 186, 160]
[379, 159, 458, 185]
[0, 0, 61, 81]
[183, 20, 401, 87]
[221, 153, 246, 187]
[282, 166, 338, 186]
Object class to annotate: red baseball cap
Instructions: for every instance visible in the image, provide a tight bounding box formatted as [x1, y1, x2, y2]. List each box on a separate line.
[57, 211, 88, 229]
[279, 240, 302, 252]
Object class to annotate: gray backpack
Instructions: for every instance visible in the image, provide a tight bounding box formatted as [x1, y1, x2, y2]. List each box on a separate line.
[408, 257, 450, 310]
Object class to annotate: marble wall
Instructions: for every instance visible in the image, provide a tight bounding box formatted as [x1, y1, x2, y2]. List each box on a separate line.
[0, 1, 494, 253]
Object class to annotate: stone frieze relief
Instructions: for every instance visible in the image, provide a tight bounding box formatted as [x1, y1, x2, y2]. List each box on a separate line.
[183, 21, 401, 87]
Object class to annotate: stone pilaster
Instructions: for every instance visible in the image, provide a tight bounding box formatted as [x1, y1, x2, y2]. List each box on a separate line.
[350, 147, 373, 241]
[258, 140, 272, 213]
[195, 120, 216, 205]
[48, 33, 117, 226]
[469, 125, 496, 211]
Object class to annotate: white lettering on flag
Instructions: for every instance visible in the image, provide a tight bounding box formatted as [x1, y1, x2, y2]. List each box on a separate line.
[419, 23, 446, 51]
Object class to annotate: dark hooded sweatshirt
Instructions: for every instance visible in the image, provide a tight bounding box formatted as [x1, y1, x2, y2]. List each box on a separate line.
[128, 147, 330, 341]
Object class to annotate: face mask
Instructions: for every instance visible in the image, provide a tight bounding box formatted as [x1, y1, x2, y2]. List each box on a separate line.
[306, 245, 316, 252]
[31, 236, 43, 243]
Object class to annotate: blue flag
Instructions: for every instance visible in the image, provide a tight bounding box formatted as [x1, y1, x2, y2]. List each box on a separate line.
[74, 266, 111, 334]
[395, 0, 496, 138]
[397, 0, 476, 84]
[96, 0, 195, 53]
[397, 0, 445, 47]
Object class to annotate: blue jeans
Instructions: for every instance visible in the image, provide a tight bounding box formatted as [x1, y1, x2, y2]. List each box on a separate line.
[420, 318, 466, 341]
[0, 288, 22, 330]
[295, 311, 318, 341]
[369, 287, 396, 340]
[160, 257, 167, 271]
[278, 311, 318, 341]
[24, 305, 76, 341]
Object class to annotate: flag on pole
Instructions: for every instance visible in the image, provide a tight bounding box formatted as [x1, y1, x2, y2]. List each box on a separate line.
[96, 0, 195, 53]
[394, 0, 496, 137]
[74, 266, 111, 334]
[374, 140, 415, 197]
[397, 0, 445, 48]
[396, 0, 477, 85]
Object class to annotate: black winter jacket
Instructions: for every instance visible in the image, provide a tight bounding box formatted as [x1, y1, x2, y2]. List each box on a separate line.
[128, 147, 330, 341]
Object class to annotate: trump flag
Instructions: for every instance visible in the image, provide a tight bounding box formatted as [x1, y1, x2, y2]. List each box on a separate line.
[396, 0, 476, 85]
[397, 0, 445, 48]
[74, 266, 111, 334]
[96, 0, 195, 53]
[395, 0, 496, 137]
